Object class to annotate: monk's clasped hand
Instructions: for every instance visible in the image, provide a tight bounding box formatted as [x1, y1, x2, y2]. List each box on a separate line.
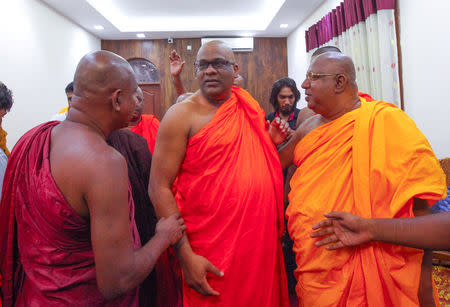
[155, 212, 187, 246]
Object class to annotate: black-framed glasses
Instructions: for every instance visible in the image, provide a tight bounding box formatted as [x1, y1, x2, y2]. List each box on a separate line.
[306, 72, 341, 81]
[194, 59, 235, 71]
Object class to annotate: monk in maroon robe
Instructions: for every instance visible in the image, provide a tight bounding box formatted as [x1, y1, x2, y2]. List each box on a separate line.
[0, 51, 185, 306]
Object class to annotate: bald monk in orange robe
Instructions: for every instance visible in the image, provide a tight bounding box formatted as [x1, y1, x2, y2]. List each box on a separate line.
[297, 46, 374, 127]
[279, 52, 446, 306]
[0, 51, 185, 306]
[128, 87, 160, 155]
[149, 40, 289, 307]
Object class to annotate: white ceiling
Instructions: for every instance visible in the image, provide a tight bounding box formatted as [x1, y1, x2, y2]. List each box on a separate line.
[40, 0, 326, 40]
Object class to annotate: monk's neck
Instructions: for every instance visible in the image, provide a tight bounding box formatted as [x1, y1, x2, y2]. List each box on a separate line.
[65, 107, 110, 139]
[128, 116, 142, 127]
[323, 97, 361, 122]
[203, 90, 232, 108]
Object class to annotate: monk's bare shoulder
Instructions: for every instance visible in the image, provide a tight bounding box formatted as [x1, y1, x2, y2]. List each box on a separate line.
[296, 107, 316, 128]
[50, 123, 128, 217]
[159, 93, 199, 138]
[162, 91, 217, 138]
[296, 114, 324, 141]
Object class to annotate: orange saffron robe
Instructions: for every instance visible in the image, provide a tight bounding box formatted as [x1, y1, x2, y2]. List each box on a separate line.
[175, 87, 288, 307]
[130, 114, 160, 155]
[287, 99, 446, 307]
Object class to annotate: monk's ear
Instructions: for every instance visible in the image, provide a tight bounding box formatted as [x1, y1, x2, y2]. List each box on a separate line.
[233, 64, 239, 78]
[334, 74, 347, 93]
[111, 89, 122, 112]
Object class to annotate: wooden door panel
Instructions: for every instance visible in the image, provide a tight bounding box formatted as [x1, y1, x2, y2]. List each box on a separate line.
[140, 83, 161, 120]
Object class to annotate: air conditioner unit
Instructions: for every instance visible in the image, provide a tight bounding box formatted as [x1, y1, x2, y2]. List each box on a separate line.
[201, 37, 253, 52]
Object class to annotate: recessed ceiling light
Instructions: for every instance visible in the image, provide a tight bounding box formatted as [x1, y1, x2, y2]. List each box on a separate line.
[94, 25, 104, 30]
[86, 0, 286, 32]
[280, 24, 288, 28]
[136, 33, 146, 38]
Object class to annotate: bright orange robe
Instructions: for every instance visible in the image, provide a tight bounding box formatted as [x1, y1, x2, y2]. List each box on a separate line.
[175, 87, 288, 307]
[287, 99, 446, 307]
[130, 114, 160, 155]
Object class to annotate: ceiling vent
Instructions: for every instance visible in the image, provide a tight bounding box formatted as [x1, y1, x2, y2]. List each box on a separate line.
[201, 37, 253, 52]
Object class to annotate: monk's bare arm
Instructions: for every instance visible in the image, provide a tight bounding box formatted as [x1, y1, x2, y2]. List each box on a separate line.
[173, 76, 187, 96]
[278, 115, 323, 168]
[169, 50, 187, 96]
[149, 103, 223, 296]
[149, 103, 190, 228]
[277, 130, 301, 169]
[85, 150, 184, 300]
[278, 117, 316, 169]
[296, 107, 315, 128]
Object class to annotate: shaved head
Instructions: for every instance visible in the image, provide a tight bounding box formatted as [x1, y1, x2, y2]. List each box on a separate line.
[312, 46, 342, 58]
[69, 50, 139, 130]
[73, 50, 137, 102]
[312, 52, 356, 86]
[197, 40, 236, 63]
[303, 52, 360, 118]
[195, 40, 238, 103]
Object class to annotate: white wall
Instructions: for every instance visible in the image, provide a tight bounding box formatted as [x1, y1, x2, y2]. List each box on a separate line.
[287, 0, 450, 158]
[0, 0, 100, 149]
[398, 0, 450, 159]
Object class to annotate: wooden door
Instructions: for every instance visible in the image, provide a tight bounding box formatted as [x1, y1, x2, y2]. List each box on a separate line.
[128, 58, 162, 119]
[139, 83, 162, 120]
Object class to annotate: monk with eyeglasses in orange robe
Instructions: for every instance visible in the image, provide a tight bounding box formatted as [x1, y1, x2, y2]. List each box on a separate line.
[149, 40, 289, 307]
[278, 52, 446, 307]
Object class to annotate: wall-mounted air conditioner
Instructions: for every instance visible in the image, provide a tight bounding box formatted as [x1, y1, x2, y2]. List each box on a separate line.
[201, 37, 253, 52]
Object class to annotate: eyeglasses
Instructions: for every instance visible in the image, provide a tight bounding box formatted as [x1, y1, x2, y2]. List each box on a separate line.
[306, 72, 341, 81]
[194, 59, 235, 71]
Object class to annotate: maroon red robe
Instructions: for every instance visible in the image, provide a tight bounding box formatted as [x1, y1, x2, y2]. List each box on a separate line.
[0, 121, 140, 306]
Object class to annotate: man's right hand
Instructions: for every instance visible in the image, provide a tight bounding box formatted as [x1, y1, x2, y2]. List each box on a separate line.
[310, 211, 373, 250]
[155, 213, 187, 245]
[182, 252, 224, 296]
[169, 50, 185, 78]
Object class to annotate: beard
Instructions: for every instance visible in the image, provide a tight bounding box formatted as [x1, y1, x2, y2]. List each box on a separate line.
[279, 105, 293, 116]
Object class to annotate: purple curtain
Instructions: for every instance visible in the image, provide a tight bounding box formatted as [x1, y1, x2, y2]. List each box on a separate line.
[305, 0, 396, 51]
[376, 0, 395, 10]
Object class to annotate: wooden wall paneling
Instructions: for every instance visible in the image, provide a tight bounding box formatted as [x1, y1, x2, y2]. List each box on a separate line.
[235, 38, 288, 114]
[101, 37, 287, 117]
